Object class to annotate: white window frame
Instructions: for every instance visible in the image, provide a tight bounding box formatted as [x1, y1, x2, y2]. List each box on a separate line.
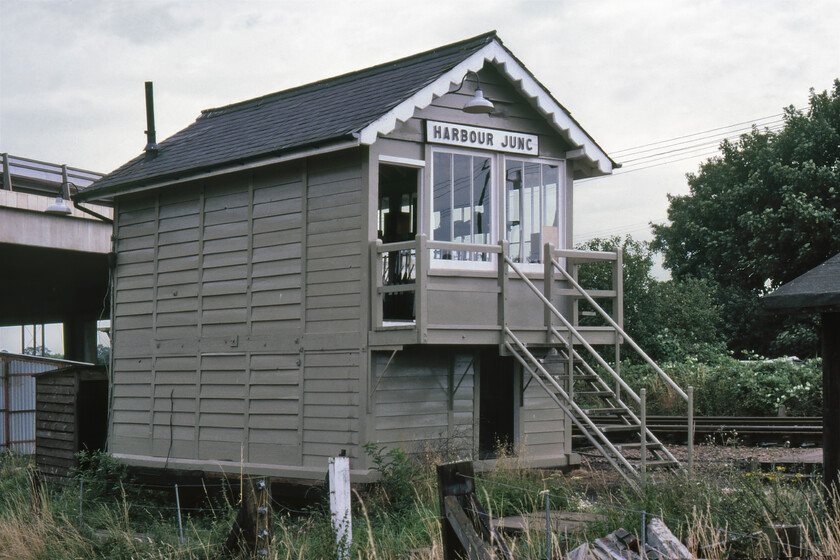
[428, 146, 497, 271]
[502, 155, 567, 272]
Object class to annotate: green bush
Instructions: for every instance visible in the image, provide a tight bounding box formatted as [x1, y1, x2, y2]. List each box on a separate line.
[621, 355, 822, 416]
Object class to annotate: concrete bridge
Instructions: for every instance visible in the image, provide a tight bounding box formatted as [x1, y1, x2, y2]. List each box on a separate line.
[0, 154, 112, 361]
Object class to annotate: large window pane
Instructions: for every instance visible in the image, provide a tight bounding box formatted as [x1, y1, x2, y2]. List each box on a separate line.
[432, 152, 493, 261]
[474, 158, 491, 244]
[505, 159, 561, 263]
[433, 152, 451, 242]
[505, 162, 522, 262]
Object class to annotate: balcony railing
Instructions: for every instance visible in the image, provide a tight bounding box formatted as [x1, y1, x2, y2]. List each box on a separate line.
[370, 235, 623, 345]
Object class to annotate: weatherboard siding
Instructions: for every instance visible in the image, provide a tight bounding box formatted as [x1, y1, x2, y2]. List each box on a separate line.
[372, 348, 475, 455]
[110, 162, 308, 467]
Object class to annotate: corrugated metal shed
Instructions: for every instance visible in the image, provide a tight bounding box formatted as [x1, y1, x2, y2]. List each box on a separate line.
[1, 352, 93, 454]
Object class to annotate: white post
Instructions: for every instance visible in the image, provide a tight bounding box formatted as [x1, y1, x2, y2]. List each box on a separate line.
[329, 456, 352, 559]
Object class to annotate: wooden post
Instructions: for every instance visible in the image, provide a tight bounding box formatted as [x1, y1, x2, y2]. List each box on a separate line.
[438, 461, 477, 560]
[823, 311, 840, 504]
[329, 456, 352, 559]
[416, 234, 429, 343]
[437, 461, 516, 560]
[371, 240, 383, 329]
[640, 388, 647, 483]
[544, 243, 555, 344]
[497, 241, 509, 351]
[221, 476, 272, 558]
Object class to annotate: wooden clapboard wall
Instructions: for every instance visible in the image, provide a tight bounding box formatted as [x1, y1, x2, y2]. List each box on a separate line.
[36, 365, 107, 482]
[109, 149, 370, 476]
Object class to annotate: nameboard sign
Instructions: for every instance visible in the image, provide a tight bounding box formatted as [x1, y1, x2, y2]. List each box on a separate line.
[426, 120, 539, 156]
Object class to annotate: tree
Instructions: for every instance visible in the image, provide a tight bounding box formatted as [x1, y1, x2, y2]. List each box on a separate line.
[653, 80, 840, 357]
[577, 236, 723, 363]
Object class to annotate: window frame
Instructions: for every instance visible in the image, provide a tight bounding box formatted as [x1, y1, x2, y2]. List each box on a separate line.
[502, 155, 567, 268]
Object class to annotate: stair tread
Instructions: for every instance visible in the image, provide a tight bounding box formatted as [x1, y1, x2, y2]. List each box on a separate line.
[615, 442, 664, 449]
[582, 407, 633, 414]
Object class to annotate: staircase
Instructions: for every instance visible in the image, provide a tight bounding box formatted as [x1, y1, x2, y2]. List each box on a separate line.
[500, 246, 692, 489]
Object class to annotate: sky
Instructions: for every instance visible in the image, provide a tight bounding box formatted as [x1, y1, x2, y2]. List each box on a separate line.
[1, 0, 839, 352]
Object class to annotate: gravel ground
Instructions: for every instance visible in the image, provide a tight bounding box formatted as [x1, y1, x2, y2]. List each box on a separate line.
[571, 444, 822, 484]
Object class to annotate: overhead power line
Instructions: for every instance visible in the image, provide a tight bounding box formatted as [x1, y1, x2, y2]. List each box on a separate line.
[610, 110, 798, 155]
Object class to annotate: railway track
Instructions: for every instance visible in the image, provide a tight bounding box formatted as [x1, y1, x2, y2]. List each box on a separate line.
[573, 416, 822, 447]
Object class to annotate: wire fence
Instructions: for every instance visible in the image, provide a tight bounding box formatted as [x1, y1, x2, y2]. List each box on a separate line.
[57, 460, 825, 559]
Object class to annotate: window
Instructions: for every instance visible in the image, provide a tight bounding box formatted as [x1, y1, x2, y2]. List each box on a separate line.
[505, 159, 561, 263]
[432, 151, 492, 260]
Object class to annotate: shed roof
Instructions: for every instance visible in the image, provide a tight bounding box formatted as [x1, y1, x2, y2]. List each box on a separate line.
[76, 32, 615, 202]
[763, 252, 840, 312]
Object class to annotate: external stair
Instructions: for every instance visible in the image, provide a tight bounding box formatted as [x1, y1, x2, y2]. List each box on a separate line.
[499, 247, 693, 489]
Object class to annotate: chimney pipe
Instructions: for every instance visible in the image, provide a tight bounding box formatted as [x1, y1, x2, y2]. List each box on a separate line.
[144, 81, 159, 154]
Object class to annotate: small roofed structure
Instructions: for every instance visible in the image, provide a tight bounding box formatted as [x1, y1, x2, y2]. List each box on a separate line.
[764, 252, 840, 499]
[35, 364, 108, 483]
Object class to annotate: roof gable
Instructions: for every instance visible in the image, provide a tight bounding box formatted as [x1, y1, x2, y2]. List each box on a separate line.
[77, 32, 614, 202]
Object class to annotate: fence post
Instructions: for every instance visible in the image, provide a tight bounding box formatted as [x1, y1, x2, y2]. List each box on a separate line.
[543, 489, 551, 560]
[640, 388, 647, 483]
[221, 475, 272, 557]
[329, 456, 352, 560]
[687, 386, 694, 476]
[175, 484, 184, 545]
[78, 479, 84, 530]
[641, 510, 647, 552]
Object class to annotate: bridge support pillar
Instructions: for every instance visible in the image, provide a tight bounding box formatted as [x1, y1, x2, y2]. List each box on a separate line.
[63, 318, 98, 363]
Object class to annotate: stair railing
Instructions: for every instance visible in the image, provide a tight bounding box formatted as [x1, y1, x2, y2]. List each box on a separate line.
[503, 254, 642, 407]
[503, 251, 684, 476]
[546, 246, 694, 472]
[504, 327, 640, 489]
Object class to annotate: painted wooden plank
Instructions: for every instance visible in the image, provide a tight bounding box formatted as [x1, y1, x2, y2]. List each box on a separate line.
[158, 214, 200, 233]
[252, 213, 302, 235]
[115, 287, 154, 304]
[306, 281, 360, 297]
[306, 268, 362, 285]
[307, 242, 361, 260]
[202, 264, 248, 282]
[155, 311, 198, 327]
[252, 198, 302, 218]
[199, 413, 245, 429]
[204, 236, 249, 255]
[303, 417, 359, 432]
[159, 228, 200, 246]
[251, 275, 301, 292]
[304, 393, 360, 406]
[199, 399, 246, 414]
[307, 216, 361, 236]
[155, 325, 199, 339]
[202, 251, 249, 269]
[157, 199, 200, 220]
[252, 244, 301, 262]
[251, 306, 300, 322]
[117, 261, 154, 277]
[156, 269, 200, 287]
[305, 430, 358, 445]
[203, 221, 249, 240]
[251, 260, 302, 279]
[249, 400, 299, 415]
[303, 378, 358, 393]
[305, 294, 361, 310]
[249, 354, 299, 370]
[158, 254, 200, 273]
[248, 428, 300, 445]
[252, 232, 301, 252]
[251, 290, 301, 307]
[303, 404, 357, 419]
[158, 242, 200, 260]
[203, 189, 250, 212]
[376, 414, 448, 430]
[306, 307, 359, 323]
[304, 319, 360, 333]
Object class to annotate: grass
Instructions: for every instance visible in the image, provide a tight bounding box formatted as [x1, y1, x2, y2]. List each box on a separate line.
[0, 446, 838, 559]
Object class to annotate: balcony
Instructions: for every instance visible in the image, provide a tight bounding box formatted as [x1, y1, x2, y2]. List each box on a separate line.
[369, 235, 624, 349]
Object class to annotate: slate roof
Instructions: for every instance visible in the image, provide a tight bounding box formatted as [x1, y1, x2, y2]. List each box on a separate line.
[76, 32, 497, 201]
[77, 31, 614, 202]
[763, 252, 840, 312]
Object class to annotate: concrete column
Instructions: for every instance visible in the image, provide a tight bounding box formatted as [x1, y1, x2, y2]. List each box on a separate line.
[63, 318, 98, 363]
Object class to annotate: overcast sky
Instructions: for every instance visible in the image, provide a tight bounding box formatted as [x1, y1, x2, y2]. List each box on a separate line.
[1, 0, 838, 351]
